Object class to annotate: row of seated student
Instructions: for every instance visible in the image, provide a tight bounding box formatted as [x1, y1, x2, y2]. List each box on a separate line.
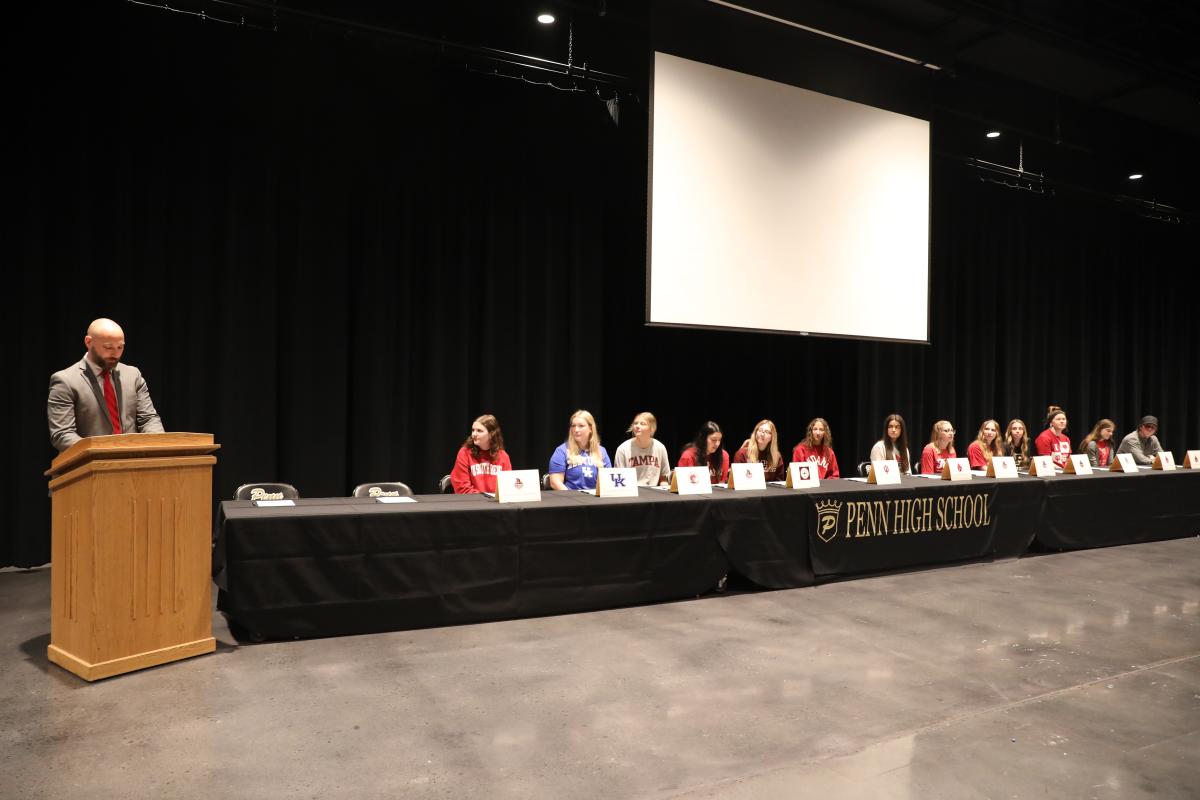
[448, 407, 1167, 494]
[944, 407, 1164, 472]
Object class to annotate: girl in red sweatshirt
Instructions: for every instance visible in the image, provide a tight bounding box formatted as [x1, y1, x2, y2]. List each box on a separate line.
[678, 420, 730, 484]
[1034, 405, 1071, 468]
[791, 417, 840, 479]
[920, 420, 957, 474]
[967, 419, 1003, 469]
[450, 414, 513, 493]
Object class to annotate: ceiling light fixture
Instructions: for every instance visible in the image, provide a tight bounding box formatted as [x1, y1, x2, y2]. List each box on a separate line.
[986, 131, 1001, 138]
[1128, 173, 1143, 180]
[537, 13, 555, 24]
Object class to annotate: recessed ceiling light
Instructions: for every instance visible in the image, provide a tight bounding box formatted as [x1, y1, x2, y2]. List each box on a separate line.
[537, 13, 555, 24]
[985, 131, 1001, 138]
[1128, 173, 1143, 180]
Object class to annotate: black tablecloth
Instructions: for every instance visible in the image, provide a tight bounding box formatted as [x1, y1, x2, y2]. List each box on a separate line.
[1035, 468, 1200, 550]
[708, 488, 815, 588]
[215, 490, 727, 639]
[213, 470, 1200, 639]
[800, 476, 1044, 576]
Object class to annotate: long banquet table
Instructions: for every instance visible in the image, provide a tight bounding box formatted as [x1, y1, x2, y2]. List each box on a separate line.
[213, 469, 1200, 640]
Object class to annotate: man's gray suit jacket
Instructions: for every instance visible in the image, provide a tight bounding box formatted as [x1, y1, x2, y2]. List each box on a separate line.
[48, 356, 164, 452]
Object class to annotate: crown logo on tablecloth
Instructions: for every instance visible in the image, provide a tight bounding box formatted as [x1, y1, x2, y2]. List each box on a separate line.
[815, 499, 842, 544]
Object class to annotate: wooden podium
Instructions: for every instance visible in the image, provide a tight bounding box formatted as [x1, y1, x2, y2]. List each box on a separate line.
[45, 433, 220, 681]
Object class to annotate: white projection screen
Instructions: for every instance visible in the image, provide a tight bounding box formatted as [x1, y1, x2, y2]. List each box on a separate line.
[648, 52, 930, 342]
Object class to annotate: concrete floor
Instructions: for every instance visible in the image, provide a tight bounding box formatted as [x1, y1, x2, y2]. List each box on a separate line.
[3, 538, 1198, 800]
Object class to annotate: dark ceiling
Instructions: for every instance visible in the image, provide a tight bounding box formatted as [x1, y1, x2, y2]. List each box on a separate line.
[246, 0, 1200, 140]
[787, 0, 1200, 139]
[122, 0, 1200, 207]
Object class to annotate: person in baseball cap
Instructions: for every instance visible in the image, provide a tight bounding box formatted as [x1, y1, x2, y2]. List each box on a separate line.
[1117, 415, 1163, 466]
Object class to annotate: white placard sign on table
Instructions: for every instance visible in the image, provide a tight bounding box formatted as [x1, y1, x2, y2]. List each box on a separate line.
[1109, 453, 1138, 474]
[1184, 450, 1200, 469]
[941, 457, 972, 482]
[670, 466, 713, 495]
[729, 461, 766, 490]
[867, 460, 902, 485]
[254, 499, 295, 507]
[1029, 455, 1057, 477]
[1064, 454, 1093, 475]
[496, 469, 542, 503]
[596, 467, 639, 497]
[986, 456, 1018, 479]
[786, 461, 821, 489]
[1152, 451, 1176, 471]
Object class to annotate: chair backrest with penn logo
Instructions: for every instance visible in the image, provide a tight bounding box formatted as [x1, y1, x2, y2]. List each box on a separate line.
[234, 482, 299, 501]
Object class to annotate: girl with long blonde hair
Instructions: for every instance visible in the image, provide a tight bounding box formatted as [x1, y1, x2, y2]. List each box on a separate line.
[613, 411, 671, 486]
[733, 419, 785, 481]
[920, 420, 956, 474]
[1004, 419, 1029, 469]
[967, 419, 1003, 469]
[548, 409, 611, 490]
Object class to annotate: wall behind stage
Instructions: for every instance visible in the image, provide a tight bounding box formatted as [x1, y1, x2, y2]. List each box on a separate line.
[6, 6, 1199, 568]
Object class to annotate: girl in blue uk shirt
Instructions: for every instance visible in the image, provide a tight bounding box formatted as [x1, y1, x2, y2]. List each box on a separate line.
[548, 409, 612, 490]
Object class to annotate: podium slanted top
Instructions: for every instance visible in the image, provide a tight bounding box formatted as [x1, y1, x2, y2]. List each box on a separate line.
[47, 432, 219, 478]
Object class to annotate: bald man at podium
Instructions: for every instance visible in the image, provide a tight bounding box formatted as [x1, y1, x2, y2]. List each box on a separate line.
[47, 318, 164, 452]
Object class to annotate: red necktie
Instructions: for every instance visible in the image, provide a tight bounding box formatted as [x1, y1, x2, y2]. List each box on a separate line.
[101, 369, 122, 434]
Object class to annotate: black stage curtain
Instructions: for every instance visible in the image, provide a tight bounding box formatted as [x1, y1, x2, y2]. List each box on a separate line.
[7, 6, 1198, 567]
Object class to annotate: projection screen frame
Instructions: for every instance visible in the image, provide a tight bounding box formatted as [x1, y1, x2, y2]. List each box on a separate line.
[645, 50, 932, 345]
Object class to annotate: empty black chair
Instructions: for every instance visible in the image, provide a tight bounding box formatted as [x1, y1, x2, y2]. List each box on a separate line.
[438, 474, 454, 494]
[352, 482, 414, 498]
[857, 461, 871, 478]
[234, 482, 299, 501]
